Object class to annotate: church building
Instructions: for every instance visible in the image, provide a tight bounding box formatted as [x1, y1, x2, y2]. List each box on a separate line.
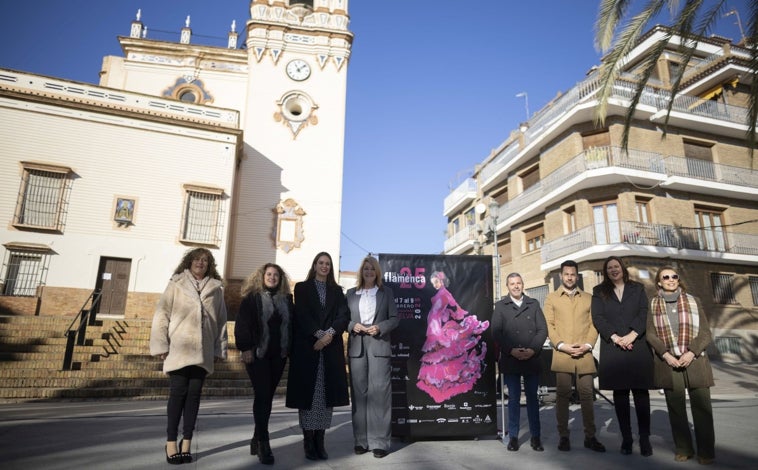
[0, 0, 352, 319]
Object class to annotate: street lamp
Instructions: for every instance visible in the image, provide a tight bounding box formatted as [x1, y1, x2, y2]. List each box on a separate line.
[516, 92, 530, 122]
[724, 10, 746, 44]
[475, 200, 502, 301]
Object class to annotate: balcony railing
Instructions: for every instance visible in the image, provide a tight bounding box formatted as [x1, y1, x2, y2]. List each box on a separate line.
[443, 225, 476, 252]
[443, 178, 477, 216]
[446, 144, 756, 254]
[664, 156, 758, 187]
[491, 146, 665, 222]
[480, 142, 519, 185]
[542, 220, 758, 263]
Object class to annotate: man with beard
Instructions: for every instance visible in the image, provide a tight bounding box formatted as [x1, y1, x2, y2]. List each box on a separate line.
[544, 260, 605, 453]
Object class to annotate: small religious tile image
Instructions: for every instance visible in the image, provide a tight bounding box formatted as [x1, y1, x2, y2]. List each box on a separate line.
[114, 198, 135, 225]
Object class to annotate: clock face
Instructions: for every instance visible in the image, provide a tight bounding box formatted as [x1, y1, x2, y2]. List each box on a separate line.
[286, 59, 311, 81]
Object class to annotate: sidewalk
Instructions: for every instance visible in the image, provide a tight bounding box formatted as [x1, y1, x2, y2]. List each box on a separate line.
[0, 360, 756, 469]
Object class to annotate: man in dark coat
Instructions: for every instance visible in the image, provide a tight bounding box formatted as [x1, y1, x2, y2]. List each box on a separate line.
[492, 273, 547, 452]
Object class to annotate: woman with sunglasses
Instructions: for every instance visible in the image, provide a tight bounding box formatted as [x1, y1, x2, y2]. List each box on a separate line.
[647, 267, 715, 465]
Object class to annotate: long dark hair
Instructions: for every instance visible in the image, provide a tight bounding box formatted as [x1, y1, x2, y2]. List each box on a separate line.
[173, 247, 221, 280]
[305, 251, 337, 286]
[596, 255, 635, 299]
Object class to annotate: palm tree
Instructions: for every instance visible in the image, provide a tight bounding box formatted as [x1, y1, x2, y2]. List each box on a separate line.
[593, 0, 758, 154]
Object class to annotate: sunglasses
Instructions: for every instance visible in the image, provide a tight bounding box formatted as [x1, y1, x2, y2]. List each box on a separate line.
[661, 274, 679, 281]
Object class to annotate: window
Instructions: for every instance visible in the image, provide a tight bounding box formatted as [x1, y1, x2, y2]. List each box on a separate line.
[592, 201, 620, 244]
[694, 207, 726, 252]
[564, 206, 577, 234]
[14, 162, 73, 231]
[498, 238, 512, 264]
[450, 218, 460, 236]
[750, 276, 758, 306]
[464, 208, 476, 227]
[181, 185, 225, 246]
[491, 184, 508, 205]
[668, 60, 682, 81]
[526, 284, 549, 308]
[582, 130, 610, 149]
[524, 224, 544, 253]
[635, 197, 651, 224]
[711, 273, 736, 304]
[519, 165, 540, 193]
[1, 244, 53, 296]
[683, 140, 715, 179]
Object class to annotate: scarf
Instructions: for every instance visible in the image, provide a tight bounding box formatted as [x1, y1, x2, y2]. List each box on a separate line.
[257, 291, 291, 358]
[650, 289, 699, 356]
[184, 269, 210, 293]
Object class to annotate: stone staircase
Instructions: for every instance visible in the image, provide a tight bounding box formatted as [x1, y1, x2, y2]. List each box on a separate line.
[0, 315, 274, 401]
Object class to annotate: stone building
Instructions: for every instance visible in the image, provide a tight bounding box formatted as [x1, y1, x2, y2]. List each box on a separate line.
[443, 26, 758, 361]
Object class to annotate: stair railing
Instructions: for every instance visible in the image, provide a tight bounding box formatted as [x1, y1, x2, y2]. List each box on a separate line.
[61, 289, 103, 371]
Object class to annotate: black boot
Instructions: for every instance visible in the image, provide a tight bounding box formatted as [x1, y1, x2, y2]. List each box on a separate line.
[639, 435, 653, 457]
[314, 430, 329, 460]
[250, 432, 258, 455]
[258, 438, 274, 465]
[303, 430, 318, 460]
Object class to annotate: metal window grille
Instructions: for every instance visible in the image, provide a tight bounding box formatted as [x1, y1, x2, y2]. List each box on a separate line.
[182, 190, 222, 245]
[15, 168, 71, 231]
[714, 336, 742, 356]
[526, 284, 549, 309]
[710, 273, 737, 304]
[1, 250, 50, 296]
[750, 277, 758, 306]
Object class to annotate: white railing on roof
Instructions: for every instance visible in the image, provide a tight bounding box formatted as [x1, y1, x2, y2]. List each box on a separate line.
[443, 178, 477, 214]
[0, 69, 239, 127]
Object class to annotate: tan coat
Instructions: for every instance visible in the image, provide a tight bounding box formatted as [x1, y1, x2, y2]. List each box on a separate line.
[544, 288, 598, 374]
[149, 272, 228, 375]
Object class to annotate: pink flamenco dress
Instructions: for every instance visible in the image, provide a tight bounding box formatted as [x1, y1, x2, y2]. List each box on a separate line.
[416, 287, 489, 403]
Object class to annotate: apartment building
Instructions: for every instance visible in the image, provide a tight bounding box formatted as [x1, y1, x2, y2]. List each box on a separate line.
[443, 26, 758, 361]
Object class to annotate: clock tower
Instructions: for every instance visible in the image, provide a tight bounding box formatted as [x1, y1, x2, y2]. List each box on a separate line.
[230, 0, 352, 281]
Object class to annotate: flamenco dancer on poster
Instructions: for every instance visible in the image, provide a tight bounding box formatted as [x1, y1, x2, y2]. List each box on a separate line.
[417, 271, 489, 403]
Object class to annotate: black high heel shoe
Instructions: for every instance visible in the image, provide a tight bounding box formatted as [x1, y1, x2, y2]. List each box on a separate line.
[179, 439, 193, 464]
[165, 445, 182, 465]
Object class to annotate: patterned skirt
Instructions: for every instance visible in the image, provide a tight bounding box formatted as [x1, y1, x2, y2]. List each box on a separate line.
[298, 352, 333, 430]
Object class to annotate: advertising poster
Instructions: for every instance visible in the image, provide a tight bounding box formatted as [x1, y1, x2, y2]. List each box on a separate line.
[379, 254, 496, 438]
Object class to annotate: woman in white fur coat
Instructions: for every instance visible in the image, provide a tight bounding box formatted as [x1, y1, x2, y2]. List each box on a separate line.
[150, 248, 228, 465]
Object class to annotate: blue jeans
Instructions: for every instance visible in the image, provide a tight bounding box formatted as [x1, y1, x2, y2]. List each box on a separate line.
[504, 373, 540, 439]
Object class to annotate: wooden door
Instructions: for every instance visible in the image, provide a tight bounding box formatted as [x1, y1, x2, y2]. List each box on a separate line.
[96, 257, 131, 315]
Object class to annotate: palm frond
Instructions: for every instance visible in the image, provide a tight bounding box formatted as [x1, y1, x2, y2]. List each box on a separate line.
[594, 0, 758, 155]
[595, 0, 664, 126]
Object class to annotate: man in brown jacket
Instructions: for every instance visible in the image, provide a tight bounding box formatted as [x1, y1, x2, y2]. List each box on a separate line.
[544, 260, 605, 453]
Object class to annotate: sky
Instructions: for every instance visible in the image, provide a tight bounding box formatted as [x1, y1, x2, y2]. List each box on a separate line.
[0, 0, 750, 273]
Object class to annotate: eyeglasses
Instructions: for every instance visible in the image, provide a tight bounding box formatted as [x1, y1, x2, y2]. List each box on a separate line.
[661, 274, 679, 281]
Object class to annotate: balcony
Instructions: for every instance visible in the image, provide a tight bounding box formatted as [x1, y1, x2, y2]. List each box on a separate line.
[541, 220, 758, 269]
[443, 178, 477, 217]
[479, 72, 751, 189]
[446, 146, 756, 256]
[443, 225, 476, 254]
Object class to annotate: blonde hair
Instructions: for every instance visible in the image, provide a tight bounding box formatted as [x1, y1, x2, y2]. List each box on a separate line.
[356, 256, 383, 289]
[240, 263, 291, 298]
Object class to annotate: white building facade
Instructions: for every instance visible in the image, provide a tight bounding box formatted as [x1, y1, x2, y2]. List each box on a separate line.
[0, 0, 352, 319]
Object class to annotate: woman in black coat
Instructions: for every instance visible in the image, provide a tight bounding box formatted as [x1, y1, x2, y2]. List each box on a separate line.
[591, 256, 654, 457]
[285, 252, 349, 461]
[235, 263, 293, 465]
